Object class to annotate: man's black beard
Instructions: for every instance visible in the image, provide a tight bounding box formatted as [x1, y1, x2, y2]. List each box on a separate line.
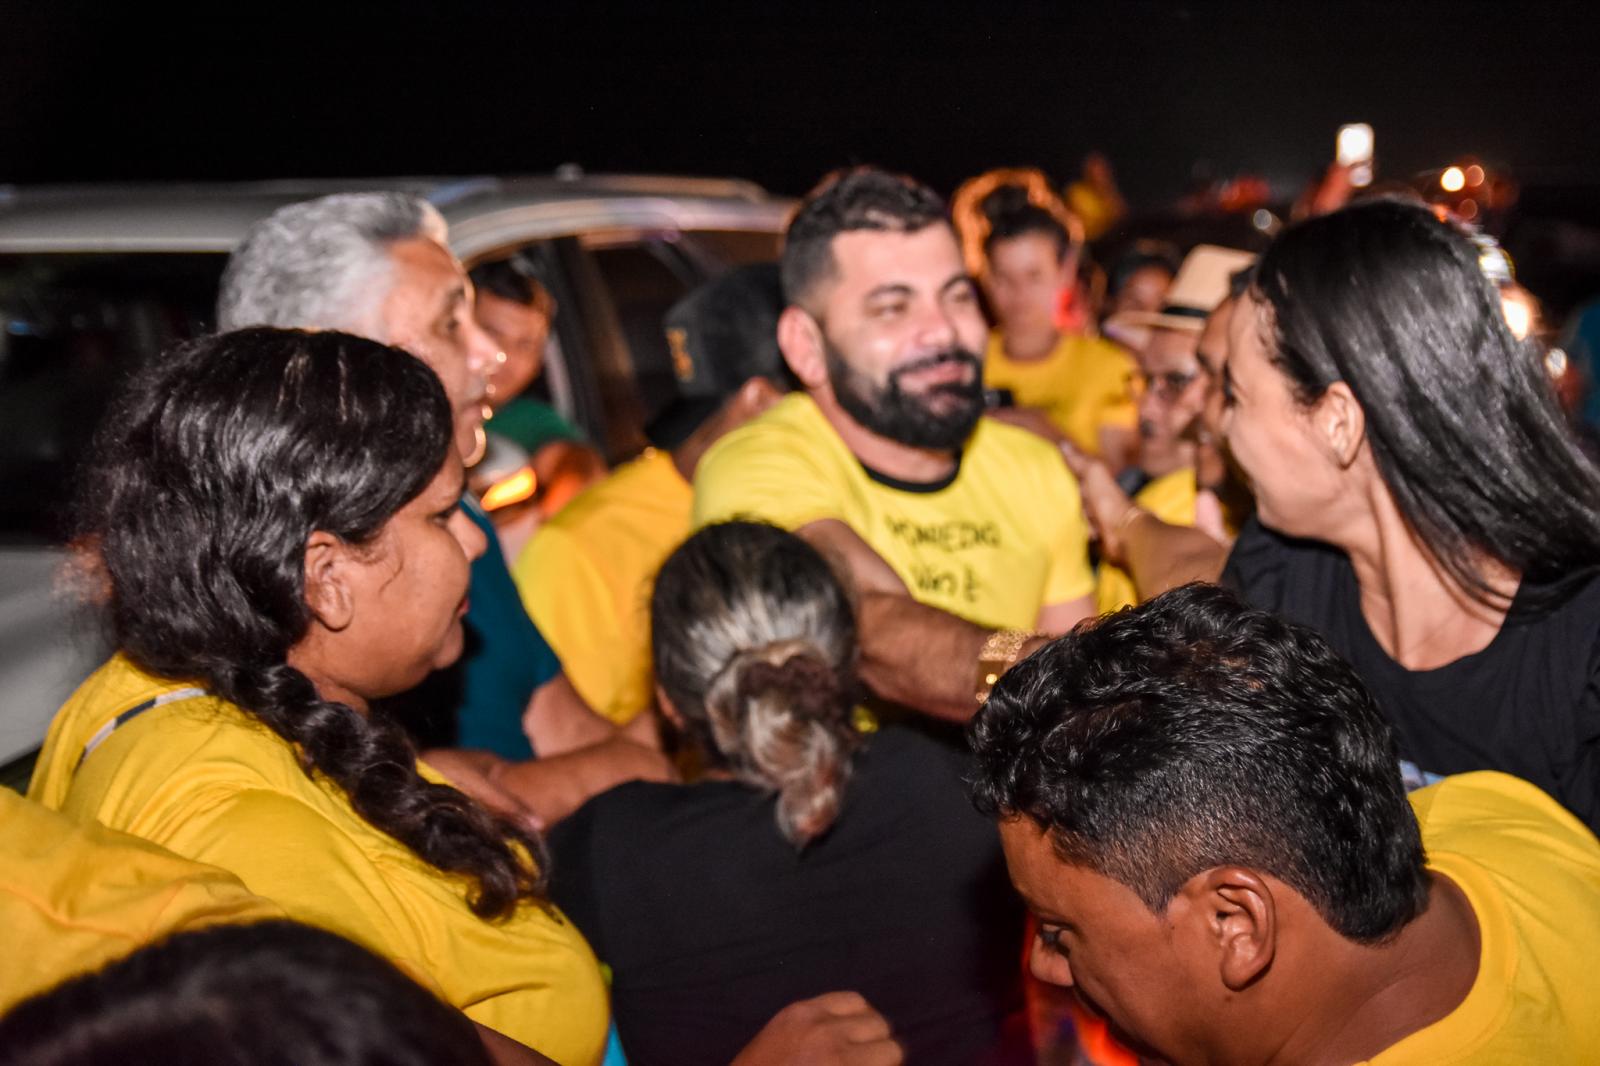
[825, 342, 985, 451]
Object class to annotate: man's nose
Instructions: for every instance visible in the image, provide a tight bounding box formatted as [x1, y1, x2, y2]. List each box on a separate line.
[914, 300, 959, 350]
[463, 317, 498, 378]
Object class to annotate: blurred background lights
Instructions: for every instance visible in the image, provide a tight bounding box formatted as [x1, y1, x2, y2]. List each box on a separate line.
[1441, 166, 1467, 192]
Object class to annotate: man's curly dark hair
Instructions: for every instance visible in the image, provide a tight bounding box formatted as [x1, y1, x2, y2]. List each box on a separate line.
[968, 583, 1429, 943]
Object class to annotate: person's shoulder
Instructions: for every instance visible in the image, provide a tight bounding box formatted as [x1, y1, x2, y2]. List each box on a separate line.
[968, 414, 1067, 467]
[539, 450, 688, 536]
[106, 698, 315, 803]
[855, 726, 977, 801]
[966, 416, 1077, 492]
[554, 780, 701, 846]
[693, 394, 853, 528]
[702, 393, 829, 463]
[1515, 566, 1600, 637]
[1222, 515, 1346, 607]
[864, 724, 971, 768]
[549, 781, 729, 890]
[33, 657, 276, 808]
[1062, 332, 1137, 371]
[1413, 771, 1600, 864]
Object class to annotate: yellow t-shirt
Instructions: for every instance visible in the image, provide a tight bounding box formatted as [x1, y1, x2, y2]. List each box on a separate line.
[29, 655, 610, 1066]
[1095, 468, 1201, 615]
[514, 448, 691, 725]
[0, 787, 282, 1013]
[983, 330, 1138, 456]
[1363, 772, 1600, 1064]
[693, 393, 1094, 630]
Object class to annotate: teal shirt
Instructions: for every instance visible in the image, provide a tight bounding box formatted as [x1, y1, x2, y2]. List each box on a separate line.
[456, 498, 562, 760]
[486, 396, 583, 454]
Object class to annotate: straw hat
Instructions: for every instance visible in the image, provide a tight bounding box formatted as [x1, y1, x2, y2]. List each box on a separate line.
[1107, 244, 1256, 335]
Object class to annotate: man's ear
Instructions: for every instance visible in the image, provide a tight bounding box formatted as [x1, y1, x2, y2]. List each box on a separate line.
[303, 531, 356, 632]
[1313, 382, 1366, 469]
[1177, 866, 1277, 992]
[777, 306, 829, 390]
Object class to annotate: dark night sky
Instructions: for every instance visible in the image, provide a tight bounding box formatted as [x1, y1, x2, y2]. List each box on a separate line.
[3, 2, 1600, 205]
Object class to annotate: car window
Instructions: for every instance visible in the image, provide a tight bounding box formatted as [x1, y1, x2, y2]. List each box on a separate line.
[582, 229, 782, 433]
[0, 253, 225, 542]
[584, 240, 702, 429]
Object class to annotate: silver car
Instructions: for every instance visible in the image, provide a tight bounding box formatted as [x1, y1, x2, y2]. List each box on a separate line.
[0, 172, 792, 782]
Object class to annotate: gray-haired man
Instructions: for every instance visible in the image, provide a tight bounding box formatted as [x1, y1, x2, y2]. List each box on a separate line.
[219, 192, 672, 825]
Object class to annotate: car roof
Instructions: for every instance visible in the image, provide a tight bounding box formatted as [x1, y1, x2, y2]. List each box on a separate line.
[0, 173, 794, 256]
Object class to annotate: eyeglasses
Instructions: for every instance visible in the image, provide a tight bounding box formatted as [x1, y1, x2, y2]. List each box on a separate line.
[1129, 369, 1201, 403]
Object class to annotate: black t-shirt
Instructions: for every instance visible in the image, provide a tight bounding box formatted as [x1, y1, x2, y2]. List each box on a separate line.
[547, 727, 1025, 1066]
[1224, 517, 1600, 831]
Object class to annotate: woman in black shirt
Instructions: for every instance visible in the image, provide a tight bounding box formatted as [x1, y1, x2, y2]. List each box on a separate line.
[1218, 200, 1600, 829]
[1071, 201, 1600, 832]
[549, 522, 1024, 1066]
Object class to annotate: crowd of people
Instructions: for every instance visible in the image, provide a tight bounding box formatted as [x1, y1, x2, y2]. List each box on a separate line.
[1, 159, 1598, 1066]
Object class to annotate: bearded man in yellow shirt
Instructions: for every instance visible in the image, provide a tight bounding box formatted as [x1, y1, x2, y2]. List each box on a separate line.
[973, 584, 1600, 1066]
[694, 167, 1097, 721]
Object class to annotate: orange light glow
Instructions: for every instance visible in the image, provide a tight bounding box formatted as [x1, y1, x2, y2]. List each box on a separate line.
[1465, 164, 1485, 188]
[480, 466, 537, 511]
[1440, 167, 1466, 193]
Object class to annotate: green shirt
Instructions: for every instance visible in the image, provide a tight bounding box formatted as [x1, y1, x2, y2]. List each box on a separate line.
[485, 396, 583, 454]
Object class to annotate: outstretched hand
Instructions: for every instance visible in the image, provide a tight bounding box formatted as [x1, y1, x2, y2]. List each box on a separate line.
[731, 992, 903, 1066]
[1058, 442, 1139, 566]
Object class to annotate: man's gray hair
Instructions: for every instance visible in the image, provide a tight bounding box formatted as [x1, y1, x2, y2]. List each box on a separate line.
[216, 192, 449, 334]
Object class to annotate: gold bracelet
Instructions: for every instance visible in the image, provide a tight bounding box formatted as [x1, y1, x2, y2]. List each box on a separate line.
[976, 629, 1045, 706]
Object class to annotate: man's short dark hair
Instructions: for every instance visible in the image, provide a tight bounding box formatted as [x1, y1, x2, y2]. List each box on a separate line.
[469, 258, 554, 316]
[968, 583, 1429, 943]
[780, 167, 948, 310]
[0, 921, 488, 1066]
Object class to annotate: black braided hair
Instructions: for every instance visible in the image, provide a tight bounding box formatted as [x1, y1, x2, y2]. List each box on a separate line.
[77, 326, 545, 919]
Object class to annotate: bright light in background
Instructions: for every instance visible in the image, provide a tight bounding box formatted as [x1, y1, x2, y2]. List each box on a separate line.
[1465, 164, 1485, 187]
[1441, 166, 1466, 192]
[1336, 123, 1374, 187]
[481, 466, 537, 511]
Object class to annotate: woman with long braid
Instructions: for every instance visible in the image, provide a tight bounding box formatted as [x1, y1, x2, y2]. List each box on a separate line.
[28, 328, 608, 1064]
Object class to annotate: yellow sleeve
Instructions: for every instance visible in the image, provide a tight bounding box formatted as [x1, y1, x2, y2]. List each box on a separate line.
[515, 523, 644, 724]
[149, 787, 431, 975]
[1043, 469, 1096, 606]
[174, 791, 605, 1062]
[0, 794, 283, 1013]
[692, 425, 843, 533]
